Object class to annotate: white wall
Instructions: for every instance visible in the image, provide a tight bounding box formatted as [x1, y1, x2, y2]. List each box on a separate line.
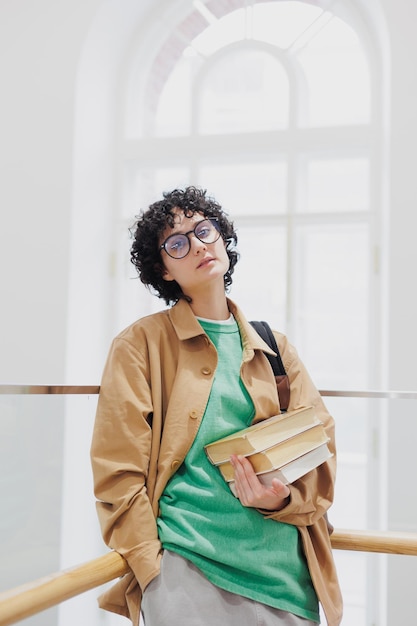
[380, 0, 417, 621]
[0, 5, 104, 626]
[382, 0, 417, 385]
[0, 0, 102, 383]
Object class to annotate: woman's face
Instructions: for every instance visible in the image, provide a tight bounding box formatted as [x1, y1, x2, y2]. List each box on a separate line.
[159, 210, 229, 297]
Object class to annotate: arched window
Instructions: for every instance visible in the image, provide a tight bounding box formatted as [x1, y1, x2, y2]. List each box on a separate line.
[114, 2, 387, 622]
[120, 2, 376, 368]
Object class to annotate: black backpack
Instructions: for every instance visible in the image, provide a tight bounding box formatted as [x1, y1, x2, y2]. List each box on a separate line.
[250, 320, 290, 412]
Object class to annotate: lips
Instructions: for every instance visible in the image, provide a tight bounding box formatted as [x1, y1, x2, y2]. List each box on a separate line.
[197, 257, 215, 268]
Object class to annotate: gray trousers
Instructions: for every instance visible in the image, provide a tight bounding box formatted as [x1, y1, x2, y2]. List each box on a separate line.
[141, 550, 318, 626]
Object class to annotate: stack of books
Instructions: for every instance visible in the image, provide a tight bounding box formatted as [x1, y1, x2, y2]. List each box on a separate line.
[204, 406, 332, 495]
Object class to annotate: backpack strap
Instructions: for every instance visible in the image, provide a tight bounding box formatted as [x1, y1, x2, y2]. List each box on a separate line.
[250, 320, 290, 412]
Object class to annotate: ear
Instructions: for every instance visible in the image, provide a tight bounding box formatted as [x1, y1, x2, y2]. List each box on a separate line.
[160, 265, 175, 282]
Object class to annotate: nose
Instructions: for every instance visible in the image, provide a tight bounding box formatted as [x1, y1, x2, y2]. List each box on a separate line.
[190, 233, 207, 254]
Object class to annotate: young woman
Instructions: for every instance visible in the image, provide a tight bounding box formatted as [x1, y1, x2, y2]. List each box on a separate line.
[90, 186, 342, 626]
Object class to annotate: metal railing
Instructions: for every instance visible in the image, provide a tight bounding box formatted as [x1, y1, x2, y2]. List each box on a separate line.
[1, 384, 416, 400]
[0, 384, 416, 626]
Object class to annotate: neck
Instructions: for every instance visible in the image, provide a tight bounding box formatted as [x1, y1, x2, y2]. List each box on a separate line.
[188, 290, 229, 321]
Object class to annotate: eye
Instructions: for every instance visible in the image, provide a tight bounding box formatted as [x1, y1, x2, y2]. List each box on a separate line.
[168, 235, 187, 252]
[195, 222, 211, 238]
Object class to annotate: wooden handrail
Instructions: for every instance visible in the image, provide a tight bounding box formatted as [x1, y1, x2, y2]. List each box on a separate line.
[1, 529, 417, 626]
[330, 528, 417, 556]
[0, 552, 129, 626]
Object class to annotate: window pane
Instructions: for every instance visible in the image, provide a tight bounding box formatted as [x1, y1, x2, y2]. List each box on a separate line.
[230, 224, 287, 325]
[192, 3, 323, 54]
[252, 2, 323, 49]
[293, 222, 369, 388]
[198, 49, 289, 133]
[122, 165, 190, 218]
[200, 161, 287, 216]
[191, 8, 247, 55]
[304, 158, 369, 212]
[155, 56, 192, 137]
[297, 18, 371, 126]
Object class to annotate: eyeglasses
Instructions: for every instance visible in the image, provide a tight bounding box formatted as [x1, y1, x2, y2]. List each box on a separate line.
[159, 218, 221, 259]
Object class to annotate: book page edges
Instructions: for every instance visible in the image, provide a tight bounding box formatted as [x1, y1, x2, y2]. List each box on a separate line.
[207, 418, 323, 465]
[218, 434, 330, 482]
[204, 406, 317, 464]
[227, 447, 333, 495]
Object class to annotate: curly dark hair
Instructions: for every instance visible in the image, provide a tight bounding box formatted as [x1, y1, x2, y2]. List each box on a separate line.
[130, 186, 239, 305]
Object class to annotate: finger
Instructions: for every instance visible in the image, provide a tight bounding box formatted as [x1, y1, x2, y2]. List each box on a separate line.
[230, 456, 291, 510]
[230, 455, 258, 499]
[232, 456, 261, 491]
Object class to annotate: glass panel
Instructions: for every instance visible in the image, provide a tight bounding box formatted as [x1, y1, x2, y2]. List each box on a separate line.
[0, 392, 99, 626]
[198, 48, 289, 134]
[155, 55, 192, 137]
[119, 165, 192, 328]
[296, 17, 371, 126]
[199, 161, 287, 216]
[0, 395, 65, 591]
[122, 165, 190, 219]
[191, 3, 323, 53]
[332, 551, 369, 626]
[192, 8, 247, 55]
[252, 1, 323, 49]
[324, 396, 369, 528]
[229, 223, 287, 325]
[304, 157, 370, 212]
[116, 220, 166, 332]
[293, 222, 369, 388]
[316, 395, 368, 626]
[3, 390, 414, 626]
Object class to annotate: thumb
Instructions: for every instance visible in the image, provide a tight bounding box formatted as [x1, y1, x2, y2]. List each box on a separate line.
[271, 478, 291, 499]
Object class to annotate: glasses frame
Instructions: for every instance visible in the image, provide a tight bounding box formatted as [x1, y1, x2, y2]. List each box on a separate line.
[159, 217, 221, 259]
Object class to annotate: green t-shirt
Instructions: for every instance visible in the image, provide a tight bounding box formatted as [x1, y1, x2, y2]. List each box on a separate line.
[157, 318, 319, 622]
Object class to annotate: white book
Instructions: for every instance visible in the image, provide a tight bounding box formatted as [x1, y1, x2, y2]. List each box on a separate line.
[228, 442, 333, 497]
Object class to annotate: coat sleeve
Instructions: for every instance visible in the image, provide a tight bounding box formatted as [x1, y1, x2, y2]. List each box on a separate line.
[90, 336, 162, 591]
[262, 332, 337, 527]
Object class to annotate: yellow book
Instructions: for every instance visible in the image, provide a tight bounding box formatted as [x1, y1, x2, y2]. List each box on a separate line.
[217, 422, 330, 482]
[204, 405, 319, 465]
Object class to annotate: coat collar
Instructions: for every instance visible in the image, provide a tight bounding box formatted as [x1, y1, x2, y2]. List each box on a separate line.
[168, 298, 276, 358]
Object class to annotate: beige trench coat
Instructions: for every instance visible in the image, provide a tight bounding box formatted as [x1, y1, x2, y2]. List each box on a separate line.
[90, 298, 343, 626]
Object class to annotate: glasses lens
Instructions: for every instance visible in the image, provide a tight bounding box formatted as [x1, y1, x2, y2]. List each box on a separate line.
[195, 219, 220, 243]
[164, 234, 190, 259]
[161, 219, 221, 259]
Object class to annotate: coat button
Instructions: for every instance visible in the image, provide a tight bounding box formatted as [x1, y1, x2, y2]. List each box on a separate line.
[171, 460, 180, 470]
[201, 367, 212, 375]
[189, 409, 198, 419]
